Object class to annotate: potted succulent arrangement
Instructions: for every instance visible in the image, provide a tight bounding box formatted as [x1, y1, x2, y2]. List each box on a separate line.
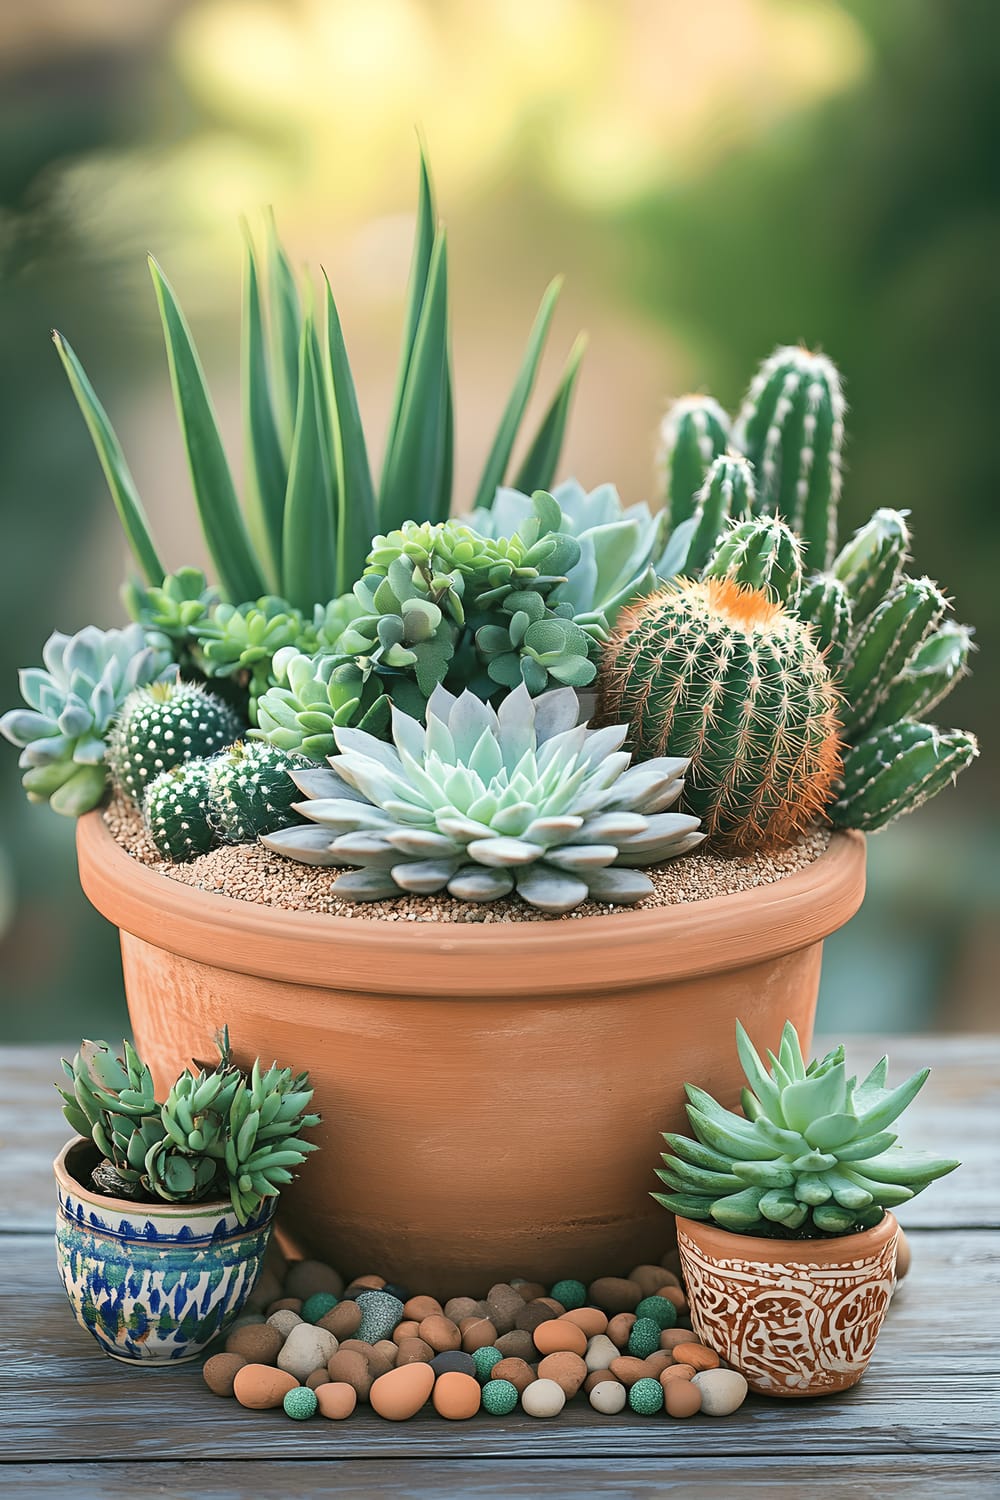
[2, 151, 978, 1291]
[655, 1021, 958, 1397]
[54, 1030, 318, 1363]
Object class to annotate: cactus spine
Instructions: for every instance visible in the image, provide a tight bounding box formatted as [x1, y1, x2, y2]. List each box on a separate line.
[658, 395, 730, 530]
[796, 573, 853, 672]
[733, 345, 845, 568]
[682, 454, 757, 574]
[832, 508, 911, 622]
[832, 722, 979, 832]
[838, 577, 948, 737]
[701, 515, 804, 605]
[600, 577, 841, 849]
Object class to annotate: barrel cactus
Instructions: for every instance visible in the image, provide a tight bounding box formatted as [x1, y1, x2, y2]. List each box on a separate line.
[263, 682, 703, 913]
[701, 515, 804, 606]
[208, 741, 305, 842]
[107, 680, 243, 804]
[0, 624, 173, 815]
[654, 1020, 959, 1237]
[658, 394, 731, 530]
[599, 578, 841, 849]
[143, 759, 217, 862]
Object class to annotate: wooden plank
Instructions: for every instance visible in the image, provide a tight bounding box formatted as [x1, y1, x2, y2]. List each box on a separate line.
[2, 1037, 997, 1234]
[5, 1455, 998, 1500]
[0, 1229, 996, 1461]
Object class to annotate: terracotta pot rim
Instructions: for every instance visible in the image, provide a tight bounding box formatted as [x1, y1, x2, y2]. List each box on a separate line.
[675, 1210, 899, 1265]
[76, 810, 865, 995]
[54, 1135, 238, 1223]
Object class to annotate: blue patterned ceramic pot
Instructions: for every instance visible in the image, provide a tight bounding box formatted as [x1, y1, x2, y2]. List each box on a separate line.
[54, 1137, 275, 1364]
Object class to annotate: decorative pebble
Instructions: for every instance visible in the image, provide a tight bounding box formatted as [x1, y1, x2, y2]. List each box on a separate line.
[635, 1295, 678, 1331]
[227, 1312, 267, 1331]
[430, 1350, 477, 1378]
[276, 1323, 339, 1382]
[495, 1329, 537, 1361]
[627, 1318, 662, 1359]
[482, 1377, 520, 1416]
[419, 1314, 462, 1353]
[513, 1281, 547, 1303]
[584, 1368, 616, 1394]
[628, 1376, 664, 1416]
[305, 1369, 330, 1391]
[326, 1349, 373, 1399]
[657, 1285, 688, 1313]
[203, 1352, 246, 1397]
[660, 1327, 695, 1352]
[589, 1379, 627, 1415]
[664, 1379, 703, 1418]
[393, 1320, 421, 1344]
[472, 1346, 504, 1382]
[404, 1295, 443, 1321]
[589, 1277, 642, 1314]
[355, 1291, 405, 1344]
[283, 1386, 318, 1421]
[563, 1307, 608, 1339]
[382, 1282, 410, 1303]
[301, 1292, 339, 1324]
[549, 1279, 587, 1310]
[692, 1368, 749, 1416]
[661, 1363, 696, 1384]
[607, 1313, 637, 1347]
[671, 1342, 720, 1372]
[267, 1297, 303, 1315]
[315, 1381, 357, 1420]
[226, 1324, 284, 1364]
[521, 1378, 566, 1418]
[233, 1364, 298, 1411]
[445, 1297, 483, 1323]
[267, 1309, 304, 1338]
[370, 1362, 435, 1420]
[433, 1371, 482, 1420]
[629, 1264, 675, 1298]
[319, 1302, 362, 1340]
[395, 1337, 435, 1365]
[486, 1284, 525, 1335]
[460, 1317, 499, 1353]
[515, 1302, 559, 1335]
[585, 1333, 620, 1373]
[285, 1260, 344, 1301]
[533, 1319, 587, 1358]
[609, 1355, 652, 1388]
[491, 1357, 535, 1394]
[537, 1351, 587, 1398]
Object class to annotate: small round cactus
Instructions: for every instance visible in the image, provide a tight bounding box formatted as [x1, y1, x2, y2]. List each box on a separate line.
[107, 680, 242, 804]
[143, 760, 217, 862]
[208, 742, 304, 843]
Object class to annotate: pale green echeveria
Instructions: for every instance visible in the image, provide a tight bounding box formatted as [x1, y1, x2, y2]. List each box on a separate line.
[465, 479, 668, 628]
[1, 624, 174, 815]
[653, 1020, 959, 1238]
[252, 647, 366, 761]
[263, 681, 703, 913]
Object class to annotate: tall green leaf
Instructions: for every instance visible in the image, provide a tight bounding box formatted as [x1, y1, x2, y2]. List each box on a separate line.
[52, 332, 165, 585]
[148, 257, 265, 603]
[438, 347, 454, 523]
[471, 276, 563, 512]
[379, 147, 436, 517]
[513, 333, 587, 494]
[241, 225, 287, 591]
[378, 229, 451, 533]
[322, 273, 377, 593]
[265, 209, 302, 457]
[282, 317, 338, 611]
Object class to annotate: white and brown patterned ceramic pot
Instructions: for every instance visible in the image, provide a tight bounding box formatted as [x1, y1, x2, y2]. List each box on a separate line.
[676, 1212, 899, 1398]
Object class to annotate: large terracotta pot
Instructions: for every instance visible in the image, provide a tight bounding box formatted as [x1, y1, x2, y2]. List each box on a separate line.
[676, 1211, 899, 1397]
[76, 812, 865, 1296]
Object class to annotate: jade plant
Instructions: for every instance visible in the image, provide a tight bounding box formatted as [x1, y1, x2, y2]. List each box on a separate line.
[58, 1031, 319, 1223]
[262, 682, 703, 913]
[653, 1020, 958, 1238]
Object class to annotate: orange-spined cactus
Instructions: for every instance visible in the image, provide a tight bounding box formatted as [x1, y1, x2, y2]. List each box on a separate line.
[599, 577, 841, 850]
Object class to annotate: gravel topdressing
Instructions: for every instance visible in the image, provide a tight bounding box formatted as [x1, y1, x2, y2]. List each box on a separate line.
[102, 798, 831, 923]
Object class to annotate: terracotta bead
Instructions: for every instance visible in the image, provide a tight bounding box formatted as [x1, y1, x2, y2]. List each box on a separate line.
[607, 1313, 637, 1348]
[491, 1357, 535, 1394]
[561, 1307, 608, 1339]
[433, 1370, 482, 1420]
[672, 1342, 720, 1372]
[419, 1314, 462, 1352]
[537, 1351, 587, 1398]
[533, 1318, 587, 1357]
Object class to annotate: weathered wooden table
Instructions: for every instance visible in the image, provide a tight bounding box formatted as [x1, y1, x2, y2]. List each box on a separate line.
[2, 1037, 997, 1497]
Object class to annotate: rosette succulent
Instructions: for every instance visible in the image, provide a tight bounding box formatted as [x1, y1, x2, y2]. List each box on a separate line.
[263, 682, 704, 913]
[0, 624, 173, 815]
[654, 1021, 959, 1237]
[252, 648, 370, 761]
[58, 1032, 319, 1224]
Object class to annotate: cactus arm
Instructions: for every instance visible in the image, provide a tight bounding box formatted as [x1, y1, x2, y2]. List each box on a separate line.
[701, 516, 804, 605]
[796, 573, 853, 672]
[831, 720, 979, 832]
[658, 395, 730, 529]
[866, 621, 974, 733]
[832, 508, 910, 622]
[683, 454, 756, 574]
[838, 577, 948, 737]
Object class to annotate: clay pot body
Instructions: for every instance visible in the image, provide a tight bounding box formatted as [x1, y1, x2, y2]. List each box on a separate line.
[676, 1211, 899, 1397]
[76, 812, 865, 1297]
[55, 1137, 274, 1363]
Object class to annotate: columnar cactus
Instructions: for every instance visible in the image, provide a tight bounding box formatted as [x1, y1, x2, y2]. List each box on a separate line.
[680, 454, 758, 575]
[831, 722, 979, 833]
[106, 680, 243, 803]
[701, 516, 804, 606]
[658, 395, 730, 530]
[733, 345, 845, 569]
[600, 578, 841, 849]
[831, 508, 910, 623]
[795, 573, 853, 672]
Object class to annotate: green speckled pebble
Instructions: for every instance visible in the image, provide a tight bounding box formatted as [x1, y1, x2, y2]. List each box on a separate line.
[482, 1378, 520, 1416]
[628, 1377, 664, 1416]
[354, 1290, 405, 1343]
[284, 1386, 318, 1421]
[627, 1317, 662, 1359]
[549, 1279, 587, 1310]
[301, 1292, 339, 1323]
[472, 1346, 504, 1382]
[635, 1295, 677, 1331]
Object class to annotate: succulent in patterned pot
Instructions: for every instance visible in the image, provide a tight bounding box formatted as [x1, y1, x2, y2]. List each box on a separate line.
[53, 1031, 319, 1363]
[654, 1021, 958, 1397]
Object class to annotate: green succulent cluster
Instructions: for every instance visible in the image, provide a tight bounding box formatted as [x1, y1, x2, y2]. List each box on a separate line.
[654, 1021, 958, 1238]
[0, 625, 174, 816]
[263, 682, 703, 913]
[58, 1032, 319, 1223]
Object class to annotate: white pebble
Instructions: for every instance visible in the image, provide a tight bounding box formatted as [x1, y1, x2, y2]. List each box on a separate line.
[692, 1368, 748, 1415]
[589, 1379, 627, 1414]
[267, 1309, 304, 1338]
[585, 1333, 620, 1372]
[276, 1323, 339, 1381]
[521, 1378, 566, 1418]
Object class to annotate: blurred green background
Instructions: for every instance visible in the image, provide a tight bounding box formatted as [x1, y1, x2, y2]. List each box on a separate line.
[1, 0, 996, 1040]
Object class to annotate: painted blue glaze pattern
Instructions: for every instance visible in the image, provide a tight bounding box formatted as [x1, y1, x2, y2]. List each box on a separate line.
[54, 1138, 276, 1364]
